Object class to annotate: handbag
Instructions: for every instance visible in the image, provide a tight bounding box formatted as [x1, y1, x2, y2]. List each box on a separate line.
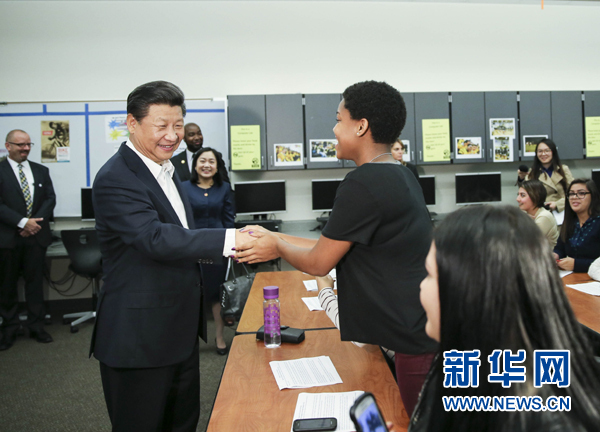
[220, 258, 255, 323]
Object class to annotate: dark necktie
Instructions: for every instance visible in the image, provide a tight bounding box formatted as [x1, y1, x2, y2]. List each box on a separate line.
[18, 164, 33, 217]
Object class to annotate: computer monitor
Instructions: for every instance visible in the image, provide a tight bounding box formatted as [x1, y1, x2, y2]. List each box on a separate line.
[456, 172, 502, 205]
[81, 188, 95, 221]
[592, 169, 600, 189]
[234, 180, 286, 216]
[311, 179, 343, 212]
[418, 175, 436, 206]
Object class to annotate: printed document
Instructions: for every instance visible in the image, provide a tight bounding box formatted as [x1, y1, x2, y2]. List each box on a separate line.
[270, 356, 342, 390]
[567, 281, 600, 296]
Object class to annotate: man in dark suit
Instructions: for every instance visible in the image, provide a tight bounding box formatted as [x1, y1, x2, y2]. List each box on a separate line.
[171, 122, 203, 181]
[171, 122, 231, 184]
[0, 129, 56, 351]
[91, 81, 251, 432]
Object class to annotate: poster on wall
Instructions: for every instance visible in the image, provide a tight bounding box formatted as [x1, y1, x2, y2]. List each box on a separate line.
[274, 143, 303, 167]
[41, 120, 70, 163]
[493, 136, 514, 162]
[401, 140, 412, 162]
[455, 137, 482, 160]
[422, 119, 451, 162]
[230, 125, 262, 170]
[522, 135, 548, 157]
[105, 115, 129, 144]
[490, 118, 516, 138]
[309, 139, 337, 162]
[585, 116, 600, 158]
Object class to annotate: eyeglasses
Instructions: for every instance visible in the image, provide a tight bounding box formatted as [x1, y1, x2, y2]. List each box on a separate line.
[537, 149, 551, 155]
[7, 142, 34, 148]
[568, 191, 591, 199]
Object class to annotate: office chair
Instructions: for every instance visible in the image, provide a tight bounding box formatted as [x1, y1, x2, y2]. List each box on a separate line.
[61, 229, 102, 333]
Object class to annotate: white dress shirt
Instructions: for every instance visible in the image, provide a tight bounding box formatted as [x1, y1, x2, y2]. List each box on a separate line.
[7, 157, 35, 228]
[186, 149, 194, 173]
[125, 141, 235, 256]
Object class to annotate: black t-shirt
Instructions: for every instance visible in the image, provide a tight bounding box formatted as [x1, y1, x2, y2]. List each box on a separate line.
[322, 163, 437, 354]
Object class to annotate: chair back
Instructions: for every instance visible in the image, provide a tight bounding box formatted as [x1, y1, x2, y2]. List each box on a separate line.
[60, 229, 102, 278]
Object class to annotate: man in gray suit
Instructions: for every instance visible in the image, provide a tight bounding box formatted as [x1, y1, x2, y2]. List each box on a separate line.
[0, 129, 56, 351]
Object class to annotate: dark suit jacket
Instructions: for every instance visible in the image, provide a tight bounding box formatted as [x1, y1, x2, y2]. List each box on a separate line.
[90, 143, 226, 369]
[171, 150, 191, 182]
[0, 158, 56, 249]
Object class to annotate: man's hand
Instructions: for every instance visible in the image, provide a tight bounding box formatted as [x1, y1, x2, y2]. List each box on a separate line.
[545, 201, 557, 211]
[19, 230, 32, 238]
[235, 231, 281, 264]
[22, 218, 43, 236]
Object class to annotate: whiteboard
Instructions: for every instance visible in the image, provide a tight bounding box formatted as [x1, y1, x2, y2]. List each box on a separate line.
[0, 99, 227, 217]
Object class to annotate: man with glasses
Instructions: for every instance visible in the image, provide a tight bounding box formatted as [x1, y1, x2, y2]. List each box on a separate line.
[0, 129, 56, 351]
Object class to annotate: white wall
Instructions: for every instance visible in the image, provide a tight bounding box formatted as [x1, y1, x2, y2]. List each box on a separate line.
[1, 1, 599, 219]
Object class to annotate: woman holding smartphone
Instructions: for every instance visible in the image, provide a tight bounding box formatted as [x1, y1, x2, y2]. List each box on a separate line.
[386, 205, 600, 432]
[236, 81, 437, 416]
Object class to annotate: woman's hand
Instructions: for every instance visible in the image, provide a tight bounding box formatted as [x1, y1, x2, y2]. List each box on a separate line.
[553, 252, 559, 261]
[316, 274, 334, 292]
[557, 257, 575, 271]
[239, 225, 271, 237]
[545, 201, 557, 211]
[235, 231, 281, 264]
[386, 421, 398, 432]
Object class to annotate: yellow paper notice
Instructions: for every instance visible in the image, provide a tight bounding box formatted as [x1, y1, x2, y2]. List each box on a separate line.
[422, 119, 451, 162]
[230, 125, 262, 170]
[585, 116, 600, 158]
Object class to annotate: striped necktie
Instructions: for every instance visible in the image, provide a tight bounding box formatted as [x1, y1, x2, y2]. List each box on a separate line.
[18, 164, 33, 217]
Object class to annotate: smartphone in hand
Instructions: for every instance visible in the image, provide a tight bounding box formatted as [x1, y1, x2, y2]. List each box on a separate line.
[349, 392, 389, 432]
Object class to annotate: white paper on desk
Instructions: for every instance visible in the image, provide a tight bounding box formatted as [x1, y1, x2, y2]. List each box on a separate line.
[303, 280, 318, 292]
[553, 210, 565, 225]
[304, 279, 338, 292]
[291, 391, 364, 432]
[270, 356, 343, 390]
[559, 270, 573, 278]
[302, 296, 337, 311]
[567, 281, 600, 296]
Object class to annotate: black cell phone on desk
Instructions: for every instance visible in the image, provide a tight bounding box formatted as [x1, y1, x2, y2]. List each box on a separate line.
[349, 392, 389, 432]
[292, 417, 337, 431]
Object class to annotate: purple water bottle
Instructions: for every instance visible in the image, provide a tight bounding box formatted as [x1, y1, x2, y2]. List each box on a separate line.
[263, 286, 281, 348]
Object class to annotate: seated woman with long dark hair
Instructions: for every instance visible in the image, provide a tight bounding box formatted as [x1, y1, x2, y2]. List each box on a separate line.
[554, 178, 600, 273]
[388, 205, 600, 432]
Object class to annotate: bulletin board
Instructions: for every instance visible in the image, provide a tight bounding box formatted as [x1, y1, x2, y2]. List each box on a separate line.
[0, 99, 226, 216]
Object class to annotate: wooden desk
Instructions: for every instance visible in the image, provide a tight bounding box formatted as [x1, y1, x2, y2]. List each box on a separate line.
[207, 331, 409, 432]
[563, 272, 600, 334]
[237, 271, 337, 333]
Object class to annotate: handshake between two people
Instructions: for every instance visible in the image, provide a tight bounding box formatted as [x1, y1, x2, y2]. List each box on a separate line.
[233, 225, 281, 264]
